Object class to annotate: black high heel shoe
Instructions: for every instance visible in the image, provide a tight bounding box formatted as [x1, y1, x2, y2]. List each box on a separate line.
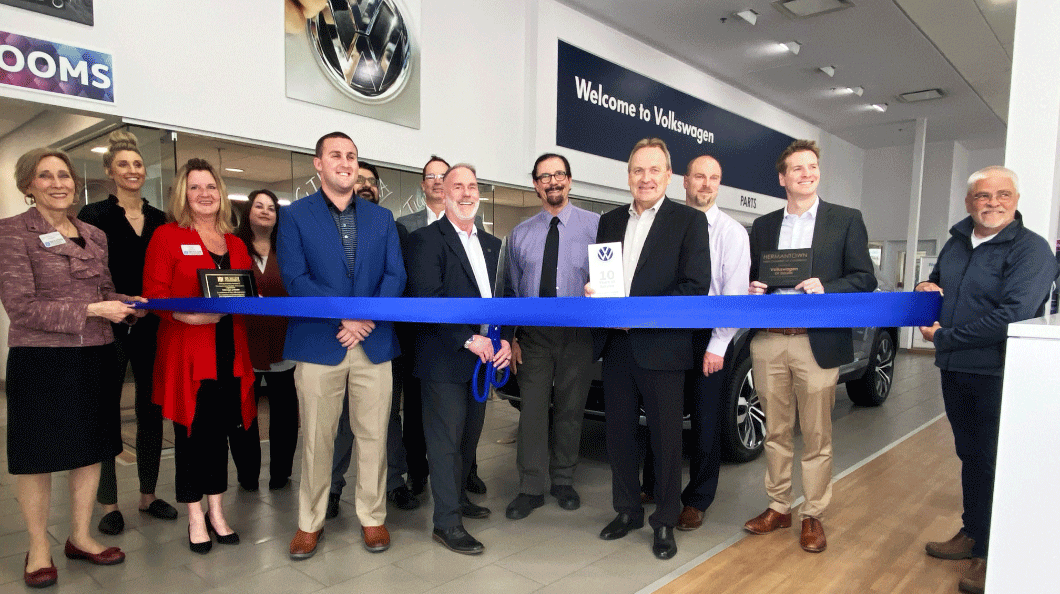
[188, 526, 212, 555]
[205, 516, 240, 545]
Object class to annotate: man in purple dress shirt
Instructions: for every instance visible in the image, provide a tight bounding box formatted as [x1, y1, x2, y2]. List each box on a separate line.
[503, 153, 600, 520]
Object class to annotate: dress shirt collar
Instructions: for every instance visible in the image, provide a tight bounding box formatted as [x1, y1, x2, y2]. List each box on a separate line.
[704, 203, 720, 228]
[627, 197, 664, 218]
[426, 206, 444, 225]
[447, 216, 478, 240]
[323, 189, 356, 214]
[783, 196, 819, 220]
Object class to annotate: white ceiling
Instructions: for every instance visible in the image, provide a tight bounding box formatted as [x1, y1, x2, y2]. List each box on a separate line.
[560, 0, 1015, 150]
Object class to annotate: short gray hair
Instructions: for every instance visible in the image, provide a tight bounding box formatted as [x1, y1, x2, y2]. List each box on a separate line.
[967, 166, 1019, 194]
[444, 163, 477, 180]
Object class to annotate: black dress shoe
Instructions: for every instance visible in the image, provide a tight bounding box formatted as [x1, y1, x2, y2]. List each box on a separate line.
[505, 493, 544, 520]
[387, 485, 421, 510]
[325, 493, 341, 520]
[205, 517, 240, 545]
[239, 480, 259, 492]
[465, 466, 487, 494]
[599, 513, 644, 540]
[432, 526, 484, 555]
[98, 510, 124, 535]
[409, 475, 428, 497]
[550, 485, 581, 510]
[188, 527, 212, 555]
[653, 526, 677, 559]
[139, 499, 178, 520]
[460, 501, 491, 519]
[269, 478, 290, 491]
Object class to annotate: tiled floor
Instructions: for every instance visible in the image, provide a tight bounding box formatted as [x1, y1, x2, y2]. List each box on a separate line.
[0, 351, 944, 593]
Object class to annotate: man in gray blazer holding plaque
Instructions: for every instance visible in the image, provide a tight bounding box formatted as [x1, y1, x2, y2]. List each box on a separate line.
[743, 139, 876, 553]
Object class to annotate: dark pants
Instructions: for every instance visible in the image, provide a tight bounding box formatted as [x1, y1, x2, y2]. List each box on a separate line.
[174, 378, 245, 503]
[514, 326, 594, 494]
[98, 318, 164, 505]
[602, 332, 685, 530]
[940, 370, 1002, 558]
[643, 363, 724, 511]
[331, 356, 407, 494]
[230, 368, 299, 487]
[421, 379, 486, 529]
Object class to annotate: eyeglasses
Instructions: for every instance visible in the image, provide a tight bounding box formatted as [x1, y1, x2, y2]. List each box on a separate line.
[356, 175, 378, 187]
[423, 173, 444, 181]
[534, 171, 569, 183]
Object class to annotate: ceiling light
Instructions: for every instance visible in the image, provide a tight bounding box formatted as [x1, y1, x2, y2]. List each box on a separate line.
[735, 9, 758, 25]
[783, 41, 802, 54]
[870, 103, 888, 112]
[225, 167, 244, 173]
[847, 86, 864, 96]
[91, 146, 107, 154]
[819, 65, 836, 77]
[773, 0, 855, 19]
[229, 194, 249, 201]
[897, 88, 945, 103]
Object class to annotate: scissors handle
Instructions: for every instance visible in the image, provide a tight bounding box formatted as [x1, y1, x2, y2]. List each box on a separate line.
[471, 325, 509, 402]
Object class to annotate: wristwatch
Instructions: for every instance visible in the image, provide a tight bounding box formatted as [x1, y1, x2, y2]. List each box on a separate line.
[463, 337, 475, 349]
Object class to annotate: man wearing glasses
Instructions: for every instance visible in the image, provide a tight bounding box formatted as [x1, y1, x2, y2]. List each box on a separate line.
[503, 154, 599, 520]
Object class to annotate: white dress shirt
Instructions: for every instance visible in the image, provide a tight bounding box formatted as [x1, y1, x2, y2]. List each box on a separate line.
[449, 218, 491, 335]
[778, 196, 820, 250]
[704, 205, 752, 357]
[622, 199, 663, 296]
[426, 206, 444, 226]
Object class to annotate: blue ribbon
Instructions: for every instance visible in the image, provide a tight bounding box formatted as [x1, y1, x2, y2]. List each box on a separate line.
[134, 292, 941, 329]
[472, 325, 511, 403]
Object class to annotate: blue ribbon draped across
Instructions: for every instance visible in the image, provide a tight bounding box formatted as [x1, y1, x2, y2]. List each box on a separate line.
[135, 292, 941, 329]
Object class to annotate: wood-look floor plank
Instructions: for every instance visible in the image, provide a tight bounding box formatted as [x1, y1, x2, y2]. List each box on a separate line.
[656, 418, 971, 594]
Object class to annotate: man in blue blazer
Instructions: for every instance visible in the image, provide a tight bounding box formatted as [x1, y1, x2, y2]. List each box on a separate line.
[278, 132, 406, 560]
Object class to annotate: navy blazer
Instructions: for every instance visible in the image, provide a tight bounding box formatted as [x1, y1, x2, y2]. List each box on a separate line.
[277, 190, 406, 366]
[748, 199, 877, 369]
[406, 218, 510, 383]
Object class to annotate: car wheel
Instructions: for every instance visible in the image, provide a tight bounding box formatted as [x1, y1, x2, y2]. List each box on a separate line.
[845, 330, 896, 406]
[720, 356, 764, 463]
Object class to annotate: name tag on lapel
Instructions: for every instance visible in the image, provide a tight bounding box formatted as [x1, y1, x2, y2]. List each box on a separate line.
[39, 232, 65, 248]
[181, 244, 204, 256]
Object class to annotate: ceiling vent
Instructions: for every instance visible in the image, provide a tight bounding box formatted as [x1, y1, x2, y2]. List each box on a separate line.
[897, 88, 946, 103]
[772, 0, 855, 19]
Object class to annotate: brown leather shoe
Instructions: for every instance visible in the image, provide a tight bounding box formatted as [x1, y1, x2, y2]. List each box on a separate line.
[958, 557, 986, 594]
[800, 518, 826, 553]
[743, 508, 792, 535]
[676, 506, 704, 531]
[362, 525, 390, 553]
[289, 529, 323, 560]
[925, 531, 975, 560]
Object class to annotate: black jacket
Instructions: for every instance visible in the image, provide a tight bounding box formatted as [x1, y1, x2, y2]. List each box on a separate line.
[927, 213, 1058, 376]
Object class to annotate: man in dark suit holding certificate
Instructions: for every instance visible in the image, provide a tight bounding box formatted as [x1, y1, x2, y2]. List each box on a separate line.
[742, 139, 876, 553]
[590, 138, 711, 560]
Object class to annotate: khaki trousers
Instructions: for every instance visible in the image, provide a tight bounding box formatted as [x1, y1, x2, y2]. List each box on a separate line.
[295, 345, 392, 532]
[750, 332, 838, 519]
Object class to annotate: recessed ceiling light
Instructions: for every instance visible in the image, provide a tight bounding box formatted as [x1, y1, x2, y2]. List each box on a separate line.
[735, 9, 759, 25]
[897, 88, 945, 103]
[870, 103, 888, 112]
[819, 65, 836, 77]
[91, 146, 107, 154]
[783, 41, 802, 54]
[225, 167, 244, 173]
[773, 0, 855, 19]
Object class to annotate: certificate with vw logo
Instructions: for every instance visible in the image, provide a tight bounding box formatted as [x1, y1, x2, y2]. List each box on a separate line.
[588, 242, 625, 298]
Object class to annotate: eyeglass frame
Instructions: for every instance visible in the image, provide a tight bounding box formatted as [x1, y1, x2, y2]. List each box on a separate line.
[533, 170, 569, 183]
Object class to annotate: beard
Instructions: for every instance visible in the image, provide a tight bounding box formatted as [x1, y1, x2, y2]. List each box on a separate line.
[543, 186, 566, 207]
[447, 198, 480, 222]
[357, 188, 378, 203]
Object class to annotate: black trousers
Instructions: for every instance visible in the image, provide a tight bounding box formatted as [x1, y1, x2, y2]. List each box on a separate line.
[420, 379, 486, 529]
[230, 368, 299, 487]
[642, 364, 724, 511]
[98, 318, 164, 505]
[602, 332, 685, 529]
[174, 378, 246, 503]
[940, 370, 1002, 558]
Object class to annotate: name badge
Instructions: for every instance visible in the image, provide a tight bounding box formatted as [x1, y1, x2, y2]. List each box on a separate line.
[181, 244, 204, 256]
[588, 242, 625, 298]
[39, 231, 65, 248]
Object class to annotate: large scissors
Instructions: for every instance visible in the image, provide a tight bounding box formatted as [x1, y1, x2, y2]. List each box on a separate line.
[472, 324, 510, 403]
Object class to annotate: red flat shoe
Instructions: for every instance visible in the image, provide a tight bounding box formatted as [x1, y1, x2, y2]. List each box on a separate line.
[63, 540, 125, 565]
[24, 553, 57, 588]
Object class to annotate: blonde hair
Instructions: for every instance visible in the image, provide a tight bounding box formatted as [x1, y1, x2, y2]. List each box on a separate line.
[102, 129, 142, 172]
[15, 148, 84, 198]
[169, 158, 234, 233]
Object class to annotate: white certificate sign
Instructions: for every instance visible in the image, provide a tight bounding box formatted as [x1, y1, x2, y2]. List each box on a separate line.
[588, 242, 625, 298]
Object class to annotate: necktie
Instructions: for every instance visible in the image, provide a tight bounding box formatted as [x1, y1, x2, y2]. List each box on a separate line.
[539, 216, 560, 297]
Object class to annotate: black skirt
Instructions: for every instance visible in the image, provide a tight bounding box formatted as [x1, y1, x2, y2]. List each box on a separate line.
[6, 343, 123, 474]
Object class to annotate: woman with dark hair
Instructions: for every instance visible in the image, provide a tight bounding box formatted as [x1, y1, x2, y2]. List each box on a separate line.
[230, 189, 299, 491]
[143, 158, 255, 554]
[77, 130, 177, 536]
[1, 148, 142, 587]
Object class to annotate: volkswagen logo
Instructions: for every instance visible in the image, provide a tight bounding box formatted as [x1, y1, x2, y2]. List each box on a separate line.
[597, 246, 614, 261]
[307, 0, 414, 104]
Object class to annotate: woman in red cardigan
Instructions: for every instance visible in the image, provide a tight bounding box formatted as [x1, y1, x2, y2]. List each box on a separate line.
[143, 158, 255, 555]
